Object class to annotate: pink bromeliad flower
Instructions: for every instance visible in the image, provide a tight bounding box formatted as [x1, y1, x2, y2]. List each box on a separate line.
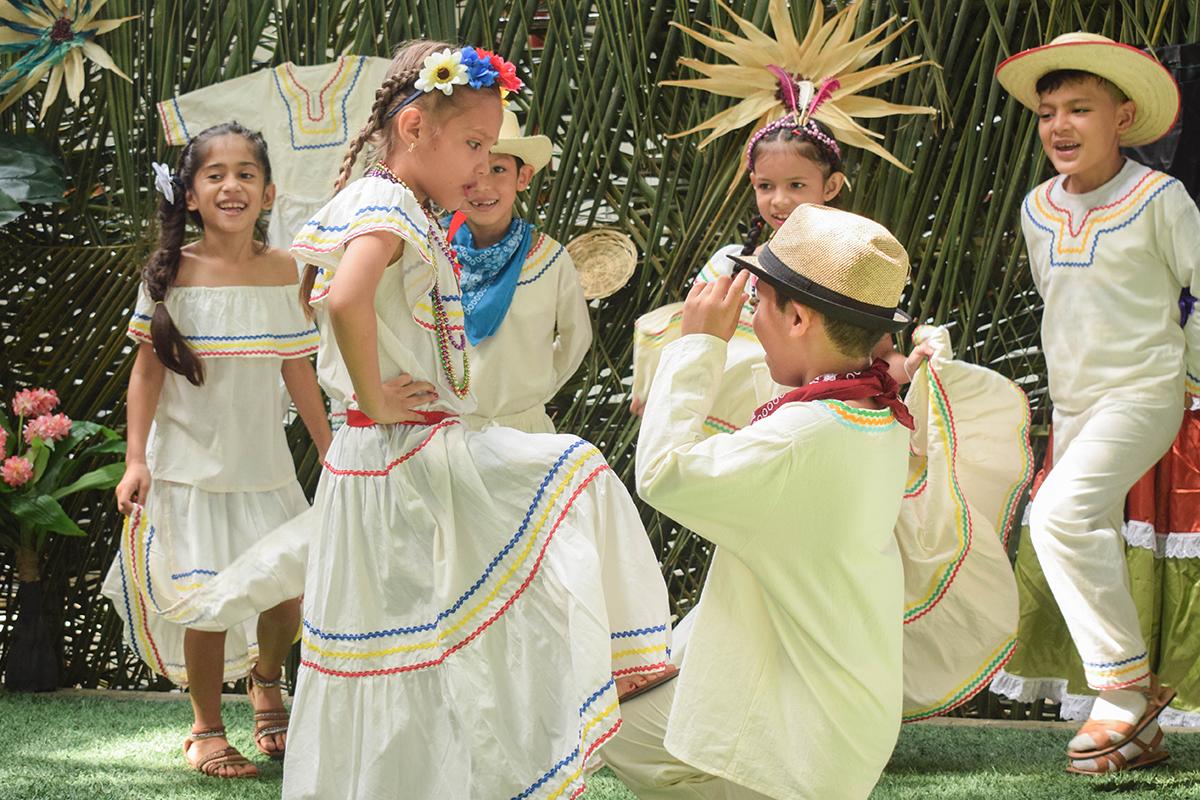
[0, 424, 7, 454]
[24, 413, 72, 445]
[1, 455, 33, 487]
[11, 388, 58, 417]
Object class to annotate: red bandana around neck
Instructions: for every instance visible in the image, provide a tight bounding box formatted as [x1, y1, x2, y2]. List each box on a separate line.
[752, 358, 915, 429]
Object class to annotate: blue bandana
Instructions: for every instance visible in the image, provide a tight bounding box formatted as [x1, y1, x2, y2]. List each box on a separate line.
[450, 217, 535, 345]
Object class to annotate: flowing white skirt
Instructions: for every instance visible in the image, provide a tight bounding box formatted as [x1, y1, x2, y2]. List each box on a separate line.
[100, 479, 309, 685]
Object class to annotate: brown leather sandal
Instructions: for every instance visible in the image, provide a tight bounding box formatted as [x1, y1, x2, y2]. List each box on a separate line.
[247, 665, 290, 760]
[183, 727, 257, 778]
[1067, 678, 1177, 759]
[618, 664, 679, 702]
[1066, 726, 1170, 775]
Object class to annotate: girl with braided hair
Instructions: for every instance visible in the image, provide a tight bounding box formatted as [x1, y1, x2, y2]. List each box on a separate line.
[102, 122, 332, 777]
[274, 40, 671, 798]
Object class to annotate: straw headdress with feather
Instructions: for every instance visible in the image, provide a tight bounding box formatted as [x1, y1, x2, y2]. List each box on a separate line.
[663, 0, 937, 173]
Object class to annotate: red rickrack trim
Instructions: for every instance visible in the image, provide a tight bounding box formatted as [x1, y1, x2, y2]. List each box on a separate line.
[284, 57, 347, 122]
[1042, 168, 1161, 237]
[300, 464, 611, 676]
[612, 662, 671, 677]
[126, 506, 168, 676]
[902, 643, 1016, 723]
[321, 420, 459, 476]
[904, 362, 973, 625]
[567, 720, 624, 800]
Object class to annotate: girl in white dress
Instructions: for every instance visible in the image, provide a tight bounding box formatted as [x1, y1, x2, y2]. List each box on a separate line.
[284, 41, 671, 799]
[105, 122, 332, 777]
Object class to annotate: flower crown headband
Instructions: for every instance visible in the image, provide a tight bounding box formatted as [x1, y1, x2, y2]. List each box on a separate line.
[662, 0, 938, 176]
[386, 47, 524, 119]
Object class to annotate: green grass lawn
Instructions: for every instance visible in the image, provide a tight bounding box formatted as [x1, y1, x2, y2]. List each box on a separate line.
[4, 692, 1200, 799]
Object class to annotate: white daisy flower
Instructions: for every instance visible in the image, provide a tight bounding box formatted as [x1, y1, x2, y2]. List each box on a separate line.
[415, 49, 469, 96]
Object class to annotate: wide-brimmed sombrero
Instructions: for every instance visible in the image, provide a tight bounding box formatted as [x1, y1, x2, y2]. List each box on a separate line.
[995, 32, 1180, 146]
[491, 109, 552, 172]
[730, 204, 912, 332]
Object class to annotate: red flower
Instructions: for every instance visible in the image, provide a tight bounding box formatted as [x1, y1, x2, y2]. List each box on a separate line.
[2, 456, 33, 487]
[24, 413, 72, 445]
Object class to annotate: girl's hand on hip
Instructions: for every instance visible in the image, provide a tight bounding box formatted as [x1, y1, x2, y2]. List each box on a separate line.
[373, 373, 439, 424]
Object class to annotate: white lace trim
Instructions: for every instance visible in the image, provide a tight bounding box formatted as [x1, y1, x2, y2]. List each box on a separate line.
[1120, 520, 1200, 559]
[989, 669, 1200, 727]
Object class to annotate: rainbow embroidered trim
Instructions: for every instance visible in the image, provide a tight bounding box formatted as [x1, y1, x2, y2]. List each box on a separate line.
[1187, 371, 1200, 396]
[1024, 168, 1177, 269]
[997, 387, 1033, 549]
[902, 637, 1016, 722]
[636, 309, 756, 348]
[515, 233, 565, 287]
[1083, 651, 1151, 691]
[903, 365, 973, 623]
[127, 314, 319, 358]
[301, 439, 670, 678]
[702, 415, 739, 435]
[513, 677, 622, 800]
[271, 56, 370, 151]
[816, 399, 899, 431]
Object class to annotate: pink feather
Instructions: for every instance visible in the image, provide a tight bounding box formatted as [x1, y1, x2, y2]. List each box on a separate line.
[766, 65, 800, 114]
[806, 78, 841, 118]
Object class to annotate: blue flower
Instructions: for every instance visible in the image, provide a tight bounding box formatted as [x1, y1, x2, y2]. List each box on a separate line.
[460, 46, 500, 90]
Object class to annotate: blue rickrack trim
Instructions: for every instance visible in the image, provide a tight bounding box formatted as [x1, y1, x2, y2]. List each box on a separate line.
[303, 438, 597, 641]
[170, 568, 218, 580]
[145, 523, 160, 611]
[1024, 178, 1176, 269]
[116, 548, 142, 661]
[1082, 652, 1148, 669]
[170, 97, 190, 140]
[131, 313, 317, 342]
[512, 677, 618, 800]
[271, 56, 368, 151]
[302, 201, 428, 237]
[517, 243, 564, 287]
[611, 623, 668, 640]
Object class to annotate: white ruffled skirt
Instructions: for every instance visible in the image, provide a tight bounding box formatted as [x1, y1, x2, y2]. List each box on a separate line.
[100, 479, 309, 685]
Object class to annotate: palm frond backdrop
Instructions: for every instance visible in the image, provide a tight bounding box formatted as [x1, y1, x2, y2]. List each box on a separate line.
[1, 0, 1197, 692]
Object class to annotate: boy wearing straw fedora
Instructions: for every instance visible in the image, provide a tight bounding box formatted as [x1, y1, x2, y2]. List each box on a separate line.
[448, 108, 592, 433]
[996, 33, 1200, 773]
[603, 204, 912, 799]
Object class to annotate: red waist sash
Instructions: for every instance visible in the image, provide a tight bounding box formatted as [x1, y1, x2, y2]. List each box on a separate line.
[345, 408, 456, 427]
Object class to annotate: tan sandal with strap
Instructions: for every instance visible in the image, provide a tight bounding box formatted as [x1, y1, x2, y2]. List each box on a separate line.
[1067, 678, 1177, 759]
[183, 727, 257, 778]
[1066, 726, 1170, 775]
[247, 665, 290, 760]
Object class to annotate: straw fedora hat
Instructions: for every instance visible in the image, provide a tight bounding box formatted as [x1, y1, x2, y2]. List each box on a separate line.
[995, 32, 1180, 146]
[491, 110, 552, 172]
[730, 204, 912, 332]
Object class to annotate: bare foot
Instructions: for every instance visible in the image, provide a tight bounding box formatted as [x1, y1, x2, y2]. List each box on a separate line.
[185, 732, 258, 778]
[248, 665, 288, 757]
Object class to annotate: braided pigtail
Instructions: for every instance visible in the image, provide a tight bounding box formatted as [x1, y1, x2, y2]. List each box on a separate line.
[742, 214, 767, 256]
[145, 140, 204, 386]
[300, 41, 450, 313]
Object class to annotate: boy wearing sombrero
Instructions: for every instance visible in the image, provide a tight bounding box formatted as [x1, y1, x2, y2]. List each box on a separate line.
[604, 204, 913, 799]
[996, 33, 1200, 773]
[449, 108, 592, 433]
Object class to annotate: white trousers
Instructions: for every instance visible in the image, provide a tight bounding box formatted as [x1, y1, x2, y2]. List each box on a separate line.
[600, 615, 773, 800]
[1029, 396, 1182, 691]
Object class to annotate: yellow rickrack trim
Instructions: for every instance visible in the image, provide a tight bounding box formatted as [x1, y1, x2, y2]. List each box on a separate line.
[274, 57, 357, 136]
[611, 644, 669, 661]
[1086, 658, 1151, 679]
[303, 447, 606, 662]
[293, 215, 434, 264]
[1031, 172, 1171, 256]
[820, 399, 898, 428]
[546, 699, 620, 800]
[519, 234, 557, 277]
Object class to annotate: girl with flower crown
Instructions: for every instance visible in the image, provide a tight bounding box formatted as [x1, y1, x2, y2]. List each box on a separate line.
[273, 41, 671, 798]
[627, 1, 1034, 737]
[101, 122, 333, 778]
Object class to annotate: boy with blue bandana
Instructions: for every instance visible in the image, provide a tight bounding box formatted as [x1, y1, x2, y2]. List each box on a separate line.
[449, 109, 592, 433]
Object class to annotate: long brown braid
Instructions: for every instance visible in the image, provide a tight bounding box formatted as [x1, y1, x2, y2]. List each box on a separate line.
[299, 40, 456, 310]
[145, 122, 272, 386]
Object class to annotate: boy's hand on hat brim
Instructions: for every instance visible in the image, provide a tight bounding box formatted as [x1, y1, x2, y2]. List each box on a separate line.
[681, 270, 751, 342]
